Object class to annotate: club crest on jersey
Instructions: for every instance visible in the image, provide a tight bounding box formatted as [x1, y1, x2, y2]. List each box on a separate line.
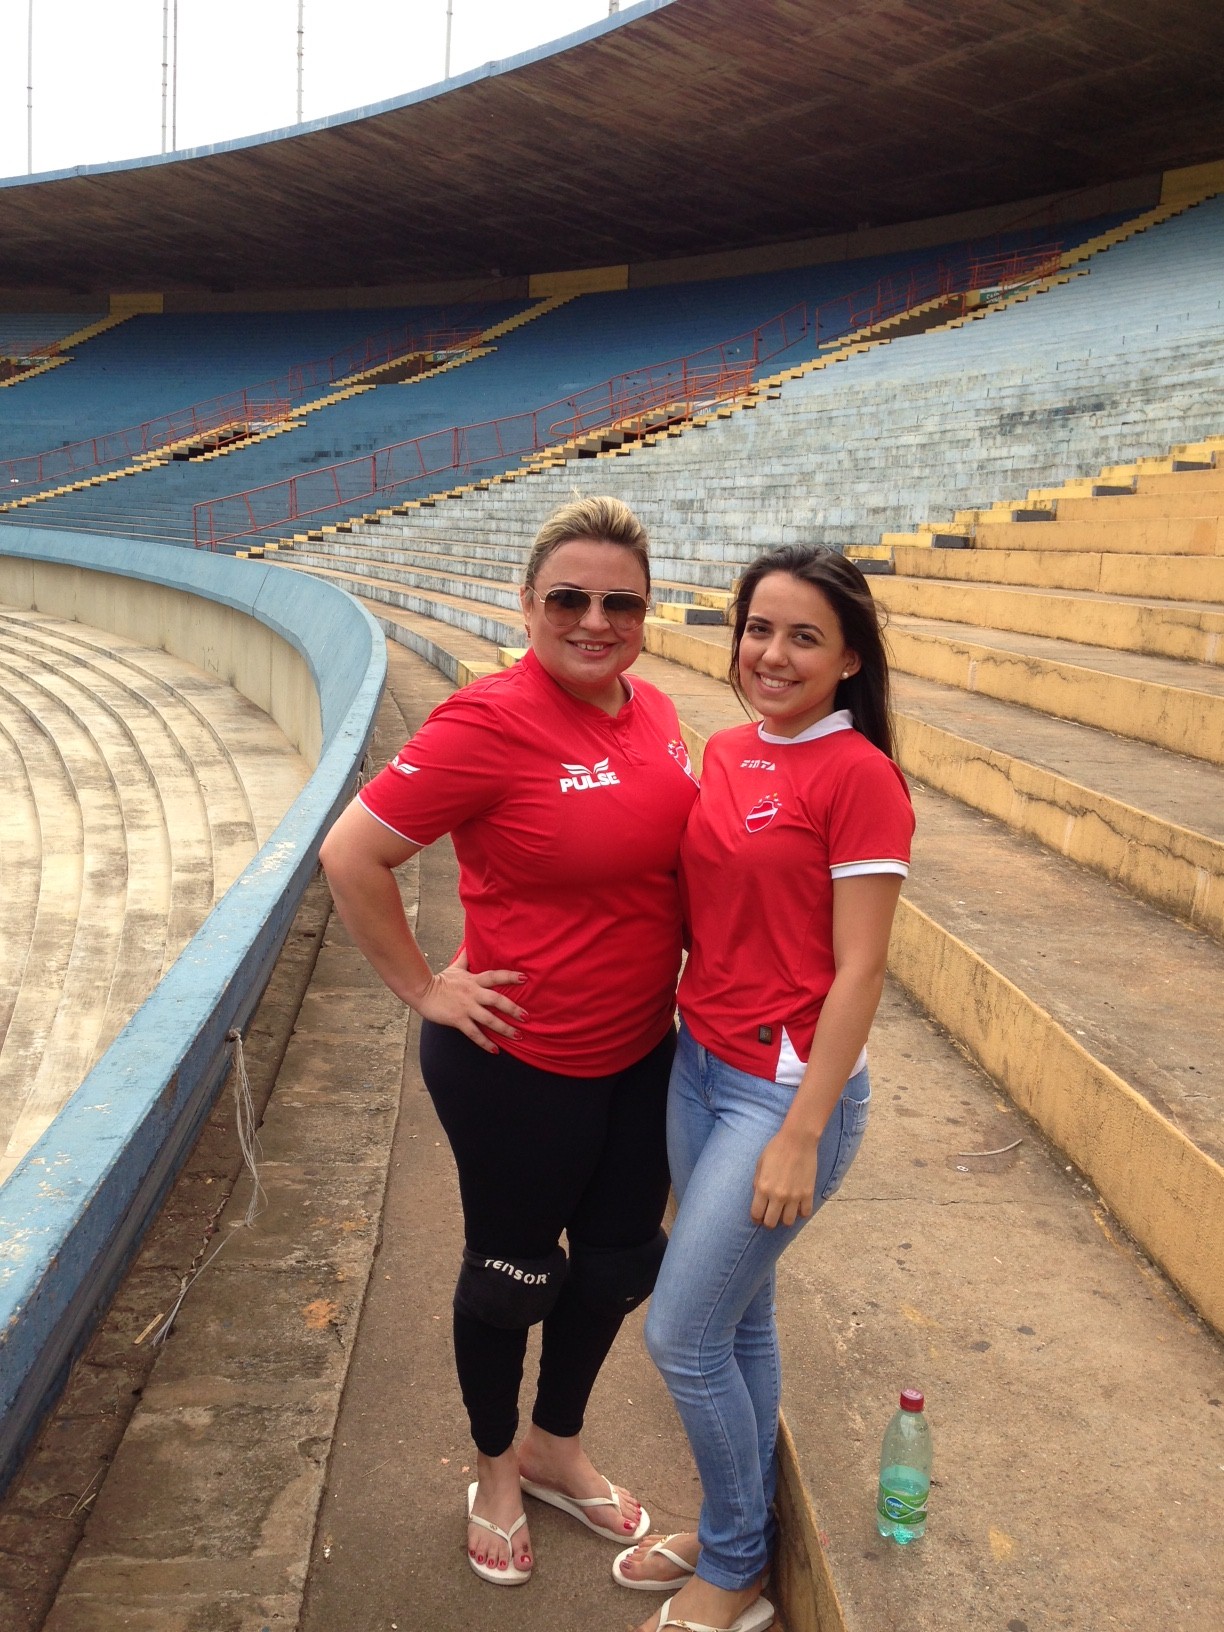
[559, 757, 620, 793]
[667, 738, 697, 781]
[745, 793, 782, 833]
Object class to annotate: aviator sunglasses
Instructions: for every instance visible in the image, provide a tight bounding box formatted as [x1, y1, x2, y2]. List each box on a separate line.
[529, 585, 651, 631]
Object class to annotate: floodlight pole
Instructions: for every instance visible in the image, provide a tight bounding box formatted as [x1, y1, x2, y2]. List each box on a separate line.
[172, 0, 178, 149]
[297, 0, 305, 122]
[26, 0, 34, 174]
[161, 0, 169, 152]
[444, 1, 453, 79]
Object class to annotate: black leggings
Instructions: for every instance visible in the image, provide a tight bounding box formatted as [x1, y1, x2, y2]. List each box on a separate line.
[420, 1019, 674, 1457]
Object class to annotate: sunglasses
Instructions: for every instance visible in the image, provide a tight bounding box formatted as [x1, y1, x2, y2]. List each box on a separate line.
[529, 586, 650, 630]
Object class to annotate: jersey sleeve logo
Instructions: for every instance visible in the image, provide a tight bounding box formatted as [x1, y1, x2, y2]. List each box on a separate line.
[559, 757, 621, 793]
[389, 753, 421, 778]
[745, 793, 782, 833]
[667, 738, 698, 782]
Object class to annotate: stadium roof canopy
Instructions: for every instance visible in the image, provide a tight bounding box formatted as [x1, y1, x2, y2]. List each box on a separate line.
[2, 0, 1223, 295]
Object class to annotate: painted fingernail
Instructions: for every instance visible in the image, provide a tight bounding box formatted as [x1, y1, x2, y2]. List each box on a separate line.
[512, 1030, 522, 1040]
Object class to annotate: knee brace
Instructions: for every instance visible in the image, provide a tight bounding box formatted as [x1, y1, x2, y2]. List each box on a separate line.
[567, 1229, 667, 1315]
[453, 1245, 567, 1330]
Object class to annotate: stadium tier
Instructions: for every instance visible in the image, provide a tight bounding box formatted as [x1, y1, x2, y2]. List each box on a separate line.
[0, 606, 311, 1184]
[0, 217, 1129, 546]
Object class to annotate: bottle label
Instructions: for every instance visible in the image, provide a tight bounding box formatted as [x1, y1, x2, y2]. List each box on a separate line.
[877, 1475, 928, 1526]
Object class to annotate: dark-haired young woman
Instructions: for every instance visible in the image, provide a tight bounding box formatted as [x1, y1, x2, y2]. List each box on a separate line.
[616, 545, 915, 1632]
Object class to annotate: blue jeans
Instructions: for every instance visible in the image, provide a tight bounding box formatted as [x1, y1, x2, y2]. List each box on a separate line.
[644, 1020, 871, 1589]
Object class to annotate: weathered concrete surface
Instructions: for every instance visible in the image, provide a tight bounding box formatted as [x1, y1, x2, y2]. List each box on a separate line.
[0, 874, 331, 1632]
[777, 982, 1224, 1632]
[29, 871, 406, 1632]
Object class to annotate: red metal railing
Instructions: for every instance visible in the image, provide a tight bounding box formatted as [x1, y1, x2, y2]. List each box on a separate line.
[287, 324, 485, 394]
[1, 314, 495, 492]
[192, 307, 808, 548]
[965, 243, 1064, 290]
[821, 242, 1064, 339]
[1, 388, 297, 491]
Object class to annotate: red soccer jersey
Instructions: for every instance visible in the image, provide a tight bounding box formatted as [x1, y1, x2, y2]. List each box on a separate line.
[359, 649, 699, 1076]
[677, 712, 914, 1082]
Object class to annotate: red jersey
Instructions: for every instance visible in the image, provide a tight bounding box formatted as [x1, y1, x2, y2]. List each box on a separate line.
[678, 712, 914, 1082]
[359, 649, 699, 1076]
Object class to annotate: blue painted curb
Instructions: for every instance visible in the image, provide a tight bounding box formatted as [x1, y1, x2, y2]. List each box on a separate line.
[0, 529, 386, 1490]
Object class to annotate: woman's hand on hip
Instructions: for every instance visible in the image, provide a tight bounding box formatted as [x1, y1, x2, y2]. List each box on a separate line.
[410, 950, 527, 1052]
[751, 1128, 819, 1229]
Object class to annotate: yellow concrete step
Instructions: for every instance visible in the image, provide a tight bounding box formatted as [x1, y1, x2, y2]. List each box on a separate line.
[886, 616, 1224, 765]
[871, 576, 1224, 667]
[972, 515, 1224, 555]
[891, 545, 1224, 603]
[1054, 491, 1224, 523]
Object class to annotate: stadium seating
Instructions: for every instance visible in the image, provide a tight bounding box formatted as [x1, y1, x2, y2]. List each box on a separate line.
[0, 216, 1127, 545]
[0, 605, 310, 1184]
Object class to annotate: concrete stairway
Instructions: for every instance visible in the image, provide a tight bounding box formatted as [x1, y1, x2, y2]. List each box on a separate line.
[271, 419, 1224, 1623]
[0, 609, 311, 1185]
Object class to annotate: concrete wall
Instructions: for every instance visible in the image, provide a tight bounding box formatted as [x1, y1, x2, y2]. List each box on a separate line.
[0, 530, 386, 1491]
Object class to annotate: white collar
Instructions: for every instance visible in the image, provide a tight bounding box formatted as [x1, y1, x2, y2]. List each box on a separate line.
[758, 708, 854, 746]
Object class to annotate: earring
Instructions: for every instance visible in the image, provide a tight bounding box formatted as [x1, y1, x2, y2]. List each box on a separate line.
[841, 671, 850, 679]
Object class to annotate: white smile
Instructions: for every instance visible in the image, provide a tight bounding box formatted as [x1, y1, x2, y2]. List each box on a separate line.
[571, 640, 614, 653]
[755, 674, 796, 691]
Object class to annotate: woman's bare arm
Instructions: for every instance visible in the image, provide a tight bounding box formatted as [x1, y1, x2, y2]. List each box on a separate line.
[750, 871, 903, 1227]
[319, 798, 527, 1052]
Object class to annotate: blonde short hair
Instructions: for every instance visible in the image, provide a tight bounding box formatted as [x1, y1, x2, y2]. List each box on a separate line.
[524, 495, 651, 591]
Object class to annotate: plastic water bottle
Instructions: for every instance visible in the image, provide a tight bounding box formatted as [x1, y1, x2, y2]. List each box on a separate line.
[876, 1388, 931, 1543]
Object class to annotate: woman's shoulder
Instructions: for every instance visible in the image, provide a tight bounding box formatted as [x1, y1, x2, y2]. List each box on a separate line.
[826, 730, 913, 805]
[704, 720, 759, 757]
[425, 656, 541, 725]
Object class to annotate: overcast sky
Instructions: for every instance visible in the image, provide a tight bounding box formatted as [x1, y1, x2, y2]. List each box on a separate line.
[0, 1, 624, 181]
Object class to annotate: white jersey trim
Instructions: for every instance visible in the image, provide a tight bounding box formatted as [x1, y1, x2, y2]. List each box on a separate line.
[776, 1026, 868, 1087]
[356, 792, 427, 849]
[758, 709, 854, 746]
[830, 858, 910, 879]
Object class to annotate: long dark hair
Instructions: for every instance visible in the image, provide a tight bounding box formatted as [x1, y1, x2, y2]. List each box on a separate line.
[728, 544, 896, 759]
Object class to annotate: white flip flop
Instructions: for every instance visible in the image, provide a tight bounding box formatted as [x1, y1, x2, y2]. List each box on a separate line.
[612, 1533, 698, 1591]
[466, 1481, 531, 1586]
[655, 1592, 775, 1632]
[520, 1473, 651, 1541]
